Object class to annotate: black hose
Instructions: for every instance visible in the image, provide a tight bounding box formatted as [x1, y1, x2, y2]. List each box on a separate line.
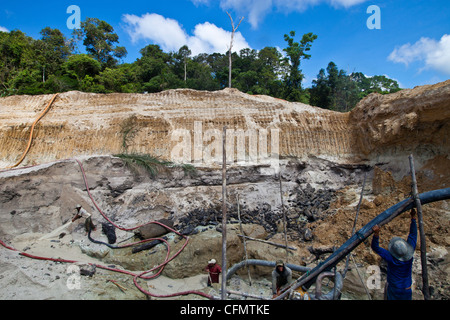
[87, 225, 122, 249]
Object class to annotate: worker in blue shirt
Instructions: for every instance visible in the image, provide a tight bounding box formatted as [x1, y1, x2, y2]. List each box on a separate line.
[371, 208, 417, 300]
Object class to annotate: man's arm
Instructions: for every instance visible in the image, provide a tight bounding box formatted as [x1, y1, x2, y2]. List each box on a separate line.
[371, 225, 393, 262]
[271, 271, 277, 295]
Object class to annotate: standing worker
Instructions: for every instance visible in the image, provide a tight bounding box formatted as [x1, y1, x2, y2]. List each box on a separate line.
[272, 260, 292, 298]
[72, 205, 96, 233]
[371, 208, 417, 300]
[205, 259, 222, 287]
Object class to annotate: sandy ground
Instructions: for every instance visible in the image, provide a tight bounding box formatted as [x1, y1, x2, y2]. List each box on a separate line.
[0, 224, 275, 300]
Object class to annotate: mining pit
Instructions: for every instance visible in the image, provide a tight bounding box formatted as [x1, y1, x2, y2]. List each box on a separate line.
[0, 80, 449, 300]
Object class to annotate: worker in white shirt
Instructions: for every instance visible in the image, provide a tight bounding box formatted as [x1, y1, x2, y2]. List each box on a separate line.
[72, 205, 96, 233]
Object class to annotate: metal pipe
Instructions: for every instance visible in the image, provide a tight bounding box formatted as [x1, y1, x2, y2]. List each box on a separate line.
[311, 271, 343, 300]
[226, 259, 310, 281]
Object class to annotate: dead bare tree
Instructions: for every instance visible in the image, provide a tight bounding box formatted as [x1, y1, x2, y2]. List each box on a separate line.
[226, 12, 244, 88]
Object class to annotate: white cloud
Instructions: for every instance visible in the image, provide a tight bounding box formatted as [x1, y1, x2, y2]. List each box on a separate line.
[122, 13, 250, 56]
[0, 26, 9, 32]
[220, 0, 272, 29]
[212, 0, 369, 28]
[188, 22, 249, 55]
[123, 13, 187, 52]
[388, 34, 450, 75]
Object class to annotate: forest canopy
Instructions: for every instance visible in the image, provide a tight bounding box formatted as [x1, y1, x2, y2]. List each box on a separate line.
[0, 18, 401, 112]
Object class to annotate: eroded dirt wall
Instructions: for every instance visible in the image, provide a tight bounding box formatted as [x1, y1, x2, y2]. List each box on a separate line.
[0, 89, 355, 168]
[1, 80, 449, 172]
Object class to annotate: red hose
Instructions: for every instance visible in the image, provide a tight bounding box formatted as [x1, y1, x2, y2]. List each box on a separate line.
[0, 159, 214, 300]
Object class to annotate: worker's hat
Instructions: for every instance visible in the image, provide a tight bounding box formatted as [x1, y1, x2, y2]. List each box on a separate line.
[76, 204, 82, 209]
[208, 259, 216, 264]
[388, 237, 414, 261]
[276, 260, 284, 267]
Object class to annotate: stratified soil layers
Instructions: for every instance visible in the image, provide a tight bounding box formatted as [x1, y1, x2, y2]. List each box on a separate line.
[0, 80, 449, 168]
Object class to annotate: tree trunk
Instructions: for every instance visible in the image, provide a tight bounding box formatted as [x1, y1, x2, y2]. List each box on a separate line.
[226, 12, 244, 89]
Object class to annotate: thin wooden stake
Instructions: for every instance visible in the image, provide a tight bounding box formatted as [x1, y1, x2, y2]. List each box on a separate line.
[409, 154, 430, 300]
[108, 279, 127, 293]
[279, 174, 289, 263]
[221, 126, 228, 300]
[237, 194, 252, 286]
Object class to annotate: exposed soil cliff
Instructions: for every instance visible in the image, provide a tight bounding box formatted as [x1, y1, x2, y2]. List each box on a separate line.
[1, 81, 449, 169]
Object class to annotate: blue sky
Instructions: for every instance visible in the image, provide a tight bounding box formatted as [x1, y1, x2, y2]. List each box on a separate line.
[1, 0, 449, 89]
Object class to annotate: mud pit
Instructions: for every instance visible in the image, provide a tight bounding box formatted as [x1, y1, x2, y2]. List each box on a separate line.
[0, 81, 449, 300]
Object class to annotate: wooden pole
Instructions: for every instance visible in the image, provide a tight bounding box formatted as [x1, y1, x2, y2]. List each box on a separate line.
[237, 194, 252, 286]
[221, 126, 227, 300]
[279, 174, 289, 262]
[408, 154, 430, 300]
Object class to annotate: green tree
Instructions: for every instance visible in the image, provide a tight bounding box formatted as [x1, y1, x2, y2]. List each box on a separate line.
[136, 44, 169, 83]
[177, 45, 192, 83]
[35, 27, 72, 82]
[207, 52, 229, 89]
[310, 62, 365, 112]
[135, 44, 182, 92]
[352, 72, 401, 97]
[43, 74, 79, 93]
[282, 31, 317, 102]
[0, 30, 37, 95]
[256, 47, 285, 97]
[96, 63, 140, 93]
[73, 18, 127, 68]
[187, 54, 220, 91]
[310, 68, 331, 108]
[63, 54, 101, 81]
